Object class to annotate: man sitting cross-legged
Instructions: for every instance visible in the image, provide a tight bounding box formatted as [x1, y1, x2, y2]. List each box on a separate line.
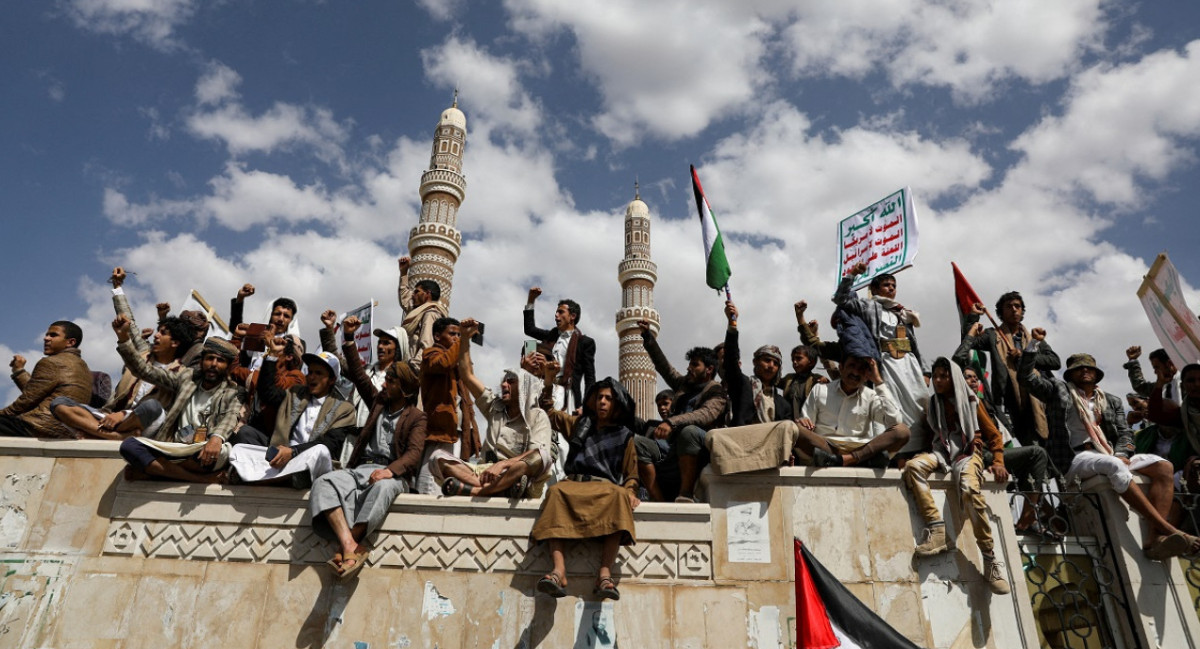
[1020, 341, 1200, 559]
[309, 315, 426, 580]
[227, 336, 357, 488]
[903, 358, 1011, 595]
[793, 355, 910, 468]
[116, 316, 243, 484]
[436, 318, 553, 499]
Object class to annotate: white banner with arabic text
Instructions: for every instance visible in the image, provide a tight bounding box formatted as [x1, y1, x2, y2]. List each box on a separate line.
[836, 187, 919, 291]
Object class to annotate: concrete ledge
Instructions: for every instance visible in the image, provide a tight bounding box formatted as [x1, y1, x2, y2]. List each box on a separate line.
[0, 437, 123, 458]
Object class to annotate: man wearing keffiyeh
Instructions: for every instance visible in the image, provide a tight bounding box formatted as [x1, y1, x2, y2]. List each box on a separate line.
[903, 358, 1010, 594]
[1021, 342, 1200, 560]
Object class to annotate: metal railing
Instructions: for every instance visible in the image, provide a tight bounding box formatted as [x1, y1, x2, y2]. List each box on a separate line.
[1012, 488, 1144, 649]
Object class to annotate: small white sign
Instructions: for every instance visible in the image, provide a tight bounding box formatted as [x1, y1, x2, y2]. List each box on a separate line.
[727, 500, 771, 563]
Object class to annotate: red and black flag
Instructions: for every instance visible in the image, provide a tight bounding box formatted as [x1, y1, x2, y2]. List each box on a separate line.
[795, 539, 923, 649]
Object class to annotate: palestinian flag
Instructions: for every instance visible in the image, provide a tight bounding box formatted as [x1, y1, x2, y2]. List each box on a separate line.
[795, 540, 923, 649]
[952, 262, 984, 331]
[690, 165, 732, 291]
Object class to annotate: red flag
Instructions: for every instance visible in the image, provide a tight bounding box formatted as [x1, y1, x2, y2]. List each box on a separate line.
[794, 539, 924, 649]
[795, 540, 839, 649]
[952, 262, 984, 321]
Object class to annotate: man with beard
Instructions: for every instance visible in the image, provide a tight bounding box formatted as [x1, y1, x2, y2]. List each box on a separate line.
[116, 315, 244, 484]
[311, 317, 426, 580]
[954, 292, 1060, 445]
[637, 319, 726, 503]
[398, 256, 449, 374]
[1, 320, 92, 438]
[719, 301, 792, 425]
[1020, 343, 1199, 559]
[793, 355, 910, 468]
[524, 286, 596, 412]
[704, 302, 808, 476]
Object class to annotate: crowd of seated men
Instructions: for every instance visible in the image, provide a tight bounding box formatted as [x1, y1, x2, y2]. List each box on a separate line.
[4, 258, 1198, 594]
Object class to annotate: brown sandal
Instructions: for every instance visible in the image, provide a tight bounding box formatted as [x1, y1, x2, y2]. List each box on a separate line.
[594, 576, 620, 600]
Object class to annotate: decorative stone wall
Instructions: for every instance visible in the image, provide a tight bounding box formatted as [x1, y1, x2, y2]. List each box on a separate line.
[101, 481, 713, 581]
[2, 439, 1198, 648]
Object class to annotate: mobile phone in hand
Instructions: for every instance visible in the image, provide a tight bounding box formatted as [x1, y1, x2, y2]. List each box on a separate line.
[242, 323, 268, 352]
[265, 446, 279, 462]
[471, 322, 486, 346]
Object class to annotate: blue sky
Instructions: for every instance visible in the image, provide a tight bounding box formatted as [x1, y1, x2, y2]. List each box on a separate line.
[4, 1, 1200, 405]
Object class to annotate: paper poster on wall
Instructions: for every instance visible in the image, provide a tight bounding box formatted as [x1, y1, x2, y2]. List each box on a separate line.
[573, 600, 617, 649]
[727, 500, 771, 563]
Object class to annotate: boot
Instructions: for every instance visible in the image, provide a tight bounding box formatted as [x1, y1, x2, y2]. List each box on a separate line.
[914, 523, 948, 557]
[984, 557, 1011, 594]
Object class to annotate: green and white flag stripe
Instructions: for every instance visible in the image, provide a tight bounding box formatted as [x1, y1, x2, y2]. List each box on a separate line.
[690, 165, 732, 290]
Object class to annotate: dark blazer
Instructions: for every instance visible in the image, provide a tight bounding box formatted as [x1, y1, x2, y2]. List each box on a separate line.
[523, 308, 595, 408]
[722, 327, 792, 426]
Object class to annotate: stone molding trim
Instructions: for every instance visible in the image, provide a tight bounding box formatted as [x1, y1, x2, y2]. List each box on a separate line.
[102, 481, 714, 581]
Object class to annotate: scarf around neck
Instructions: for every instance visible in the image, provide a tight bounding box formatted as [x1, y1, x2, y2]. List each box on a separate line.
[870, 295, 920, 326]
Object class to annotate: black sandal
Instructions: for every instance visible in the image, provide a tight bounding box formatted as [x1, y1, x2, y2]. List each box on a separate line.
[537, 572, 567, 598]
[441, 477, 472, 497]
[594, 576, 620, 600]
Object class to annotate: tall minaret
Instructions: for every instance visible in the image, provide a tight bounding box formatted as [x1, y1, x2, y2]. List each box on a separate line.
[615, 182, 660, 421]
[407, 92, 467, 305]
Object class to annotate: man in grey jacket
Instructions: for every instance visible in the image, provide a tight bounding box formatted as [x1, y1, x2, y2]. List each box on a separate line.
[1020, 344, 1198, 559]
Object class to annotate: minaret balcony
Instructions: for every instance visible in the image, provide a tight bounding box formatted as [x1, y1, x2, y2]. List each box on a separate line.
[419, 169, 467, 203]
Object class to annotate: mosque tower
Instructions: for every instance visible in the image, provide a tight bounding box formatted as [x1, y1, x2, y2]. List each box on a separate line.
[407, 92, 467, 305]
[615, 182, 660, 421]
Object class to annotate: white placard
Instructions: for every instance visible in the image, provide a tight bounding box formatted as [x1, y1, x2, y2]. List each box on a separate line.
[727, 500, 771, 563]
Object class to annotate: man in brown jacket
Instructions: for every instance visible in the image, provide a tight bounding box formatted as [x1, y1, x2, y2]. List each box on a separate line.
[416, 316, 462, 494]
[1, 321, 92, 438]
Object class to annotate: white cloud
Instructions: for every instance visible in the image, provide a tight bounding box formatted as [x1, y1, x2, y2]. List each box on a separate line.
[415, 0, 464, 22]
[506, 0, 771, 145]
[420, 37, 543, 137]
[195, 61, 241, 105]
[780, 0, 1109, 101]
[184, 63, 352, 164]
[62, 0, 198, 51]
[1009, 40, 1200, 206]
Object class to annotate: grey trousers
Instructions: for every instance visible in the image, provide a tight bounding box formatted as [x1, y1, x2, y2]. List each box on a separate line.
[309, 464, 408, 541]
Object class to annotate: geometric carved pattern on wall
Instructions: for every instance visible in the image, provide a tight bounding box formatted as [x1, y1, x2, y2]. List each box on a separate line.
[102, 520, 712, 581]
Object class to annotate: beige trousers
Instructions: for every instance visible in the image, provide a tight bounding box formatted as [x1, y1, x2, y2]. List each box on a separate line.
[903, 449, 994, 555]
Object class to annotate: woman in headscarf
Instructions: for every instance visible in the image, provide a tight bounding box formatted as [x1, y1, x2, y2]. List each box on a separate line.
[531, 377, 640, 600]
